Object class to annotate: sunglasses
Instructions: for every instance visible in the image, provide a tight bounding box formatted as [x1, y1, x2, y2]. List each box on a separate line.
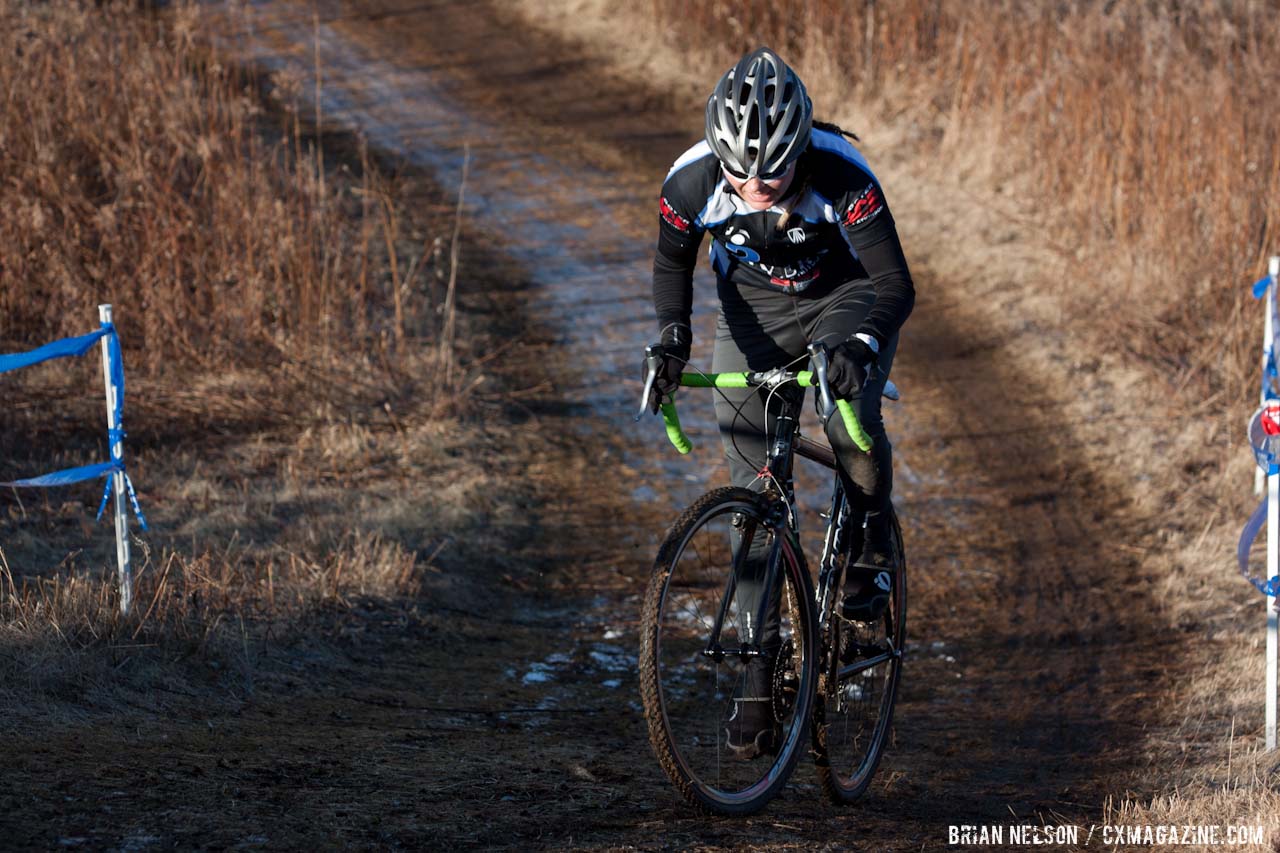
[721, 161, 792, 182]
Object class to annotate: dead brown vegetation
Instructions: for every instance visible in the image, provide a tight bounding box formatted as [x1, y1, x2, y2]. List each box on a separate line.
[0, 0, 501, 706]
[0, 1, 449, 371]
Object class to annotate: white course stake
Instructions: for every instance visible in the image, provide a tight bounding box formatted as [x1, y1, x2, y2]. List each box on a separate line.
[1268, 440, 1278, 752]
[1270, 256, 1280, 752]
[98, 304, 132, 615]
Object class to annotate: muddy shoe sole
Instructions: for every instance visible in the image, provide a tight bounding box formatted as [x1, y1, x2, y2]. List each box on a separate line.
[840, 569, 893, 622]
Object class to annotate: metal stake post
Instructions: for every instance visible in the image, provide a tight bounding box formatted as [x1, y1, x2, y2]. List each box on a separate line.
[1270, 256, 1280, 752]
[1268, 445, 1278, 752]
[98, 304, 132, 615]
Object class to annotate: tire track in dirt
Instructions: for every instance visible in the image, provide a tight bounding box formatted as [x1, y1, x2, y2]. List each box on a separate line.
[0, 2, 1189, 849]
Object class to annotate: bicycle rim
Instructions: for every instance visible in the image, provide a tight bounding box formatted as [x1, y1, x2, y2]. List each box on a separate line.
[639, 486, 817, 816]
[814, 508, 906, 803]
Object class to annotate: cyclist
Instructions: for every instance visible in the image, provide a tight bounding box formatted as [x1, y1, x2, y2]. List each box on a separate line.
[645, 47, 914, 757]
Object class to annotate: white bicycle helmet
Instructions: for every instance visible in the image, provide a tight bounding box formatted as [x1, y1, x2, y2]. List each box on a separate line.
[705, 47, 813, 180]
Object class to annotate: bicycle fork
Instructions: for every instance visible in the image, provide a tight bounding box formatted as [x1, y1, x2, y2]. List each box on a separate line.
[702, 509, 786, 661]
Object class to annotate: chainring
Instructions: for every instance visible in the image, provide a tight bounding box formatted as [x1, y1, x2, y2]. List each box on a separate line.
[772, 638, 799, 722]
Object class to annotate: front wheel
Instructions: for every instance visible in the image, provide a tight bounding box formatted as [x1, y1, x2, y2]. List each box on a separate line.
[813, 506, 907, 803]
[639, 486, 818, 816]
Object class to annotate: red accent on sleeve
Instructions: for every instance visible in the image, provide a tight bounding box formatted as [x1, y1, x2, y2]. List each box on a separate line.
[843, 185, 884, 227]
[659, 196, 691, 233]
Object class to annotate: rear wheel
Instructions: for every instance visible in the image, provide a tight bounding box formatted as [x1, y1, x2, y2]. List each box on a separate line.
[813, 507, 906, 803]
[639, 486, 818, 815]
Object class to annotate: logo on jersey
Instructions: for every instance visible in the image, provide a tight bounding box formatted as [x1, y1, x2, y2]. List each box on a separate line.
[720, 227, 761, 263]
[769, 272, 820, 288]
[761, 256, 822, 288]
[786, 226, 807, 244]
[659, 196, 690, 232]
[843, 185, 884, 227]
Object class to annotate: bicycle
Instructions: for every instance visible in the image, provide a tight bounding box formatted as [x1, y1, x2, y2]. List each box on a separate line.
[636, 341, 906, 815]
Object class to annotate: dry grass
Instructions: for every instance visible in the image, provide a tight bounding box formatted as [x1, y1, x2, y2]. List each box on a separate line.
[0, 528, 416, 645]
[0, 528, 410, 692]
[1104, 783, 1280, 851]
[0, 0, 513, 710]
[0, 0, 450, 370]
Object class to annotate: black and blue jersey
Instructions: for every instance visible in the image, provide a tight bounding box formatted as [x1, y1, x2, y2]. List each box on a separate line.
[652, 128, 915, 348]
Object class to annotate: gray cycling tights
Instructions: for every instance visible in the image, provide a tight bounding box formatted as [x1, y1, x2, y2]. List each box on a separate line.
[712, 276, 897, 652]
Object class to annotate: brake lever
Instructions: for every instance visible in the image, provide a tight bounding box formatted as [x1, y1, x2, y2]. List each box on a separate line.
[636, 343, 664, 421]
[807, 342, 837, 426]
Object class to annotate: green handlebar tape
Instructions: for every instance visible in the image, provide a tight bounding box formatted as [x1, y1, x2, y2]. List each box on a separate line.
[679, 372, 749, 388]
[798, 373, 873, 451]
[660, 401, 692, 454]
[837, 399, 873, 452]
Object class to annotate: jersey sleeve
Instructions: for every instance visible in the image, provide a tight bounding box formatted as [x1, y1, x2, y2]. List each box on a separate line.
[834, 176, 915, 347]
[651, 177, 706, 334]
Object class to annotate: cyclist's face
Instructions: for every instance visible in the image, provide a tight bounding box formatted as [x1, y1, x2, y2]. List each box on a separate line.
[721, 162, 796, 211]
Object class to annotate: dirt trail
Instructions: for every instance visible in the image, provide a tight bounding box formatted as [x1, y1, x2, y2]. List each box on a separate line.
[0, 2, 1203, 850]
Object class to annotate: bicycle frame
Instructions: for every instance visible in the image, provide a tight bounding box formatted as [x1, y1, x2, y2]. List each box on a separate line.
[639, 341, 906, 812]
[693, 368, 853, 659]
[651, 344, 899, 675]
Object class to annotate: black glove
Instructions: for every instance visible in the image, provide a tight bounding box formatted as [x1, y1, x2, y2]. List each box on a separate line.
[826, 337, 877, 399]
[645, 324, 691, 413]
